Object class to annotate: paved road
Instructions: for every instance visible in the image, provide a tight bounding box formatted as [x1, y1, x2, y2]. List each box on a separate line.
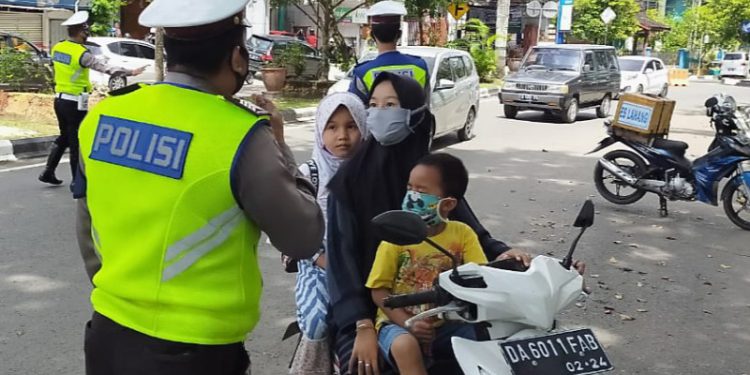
[1, 83, 749, 374]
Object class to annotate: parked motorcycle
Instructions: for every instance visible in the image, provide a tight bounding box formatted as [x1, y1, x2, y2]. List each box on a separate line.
[590, 94, 750, 230]
[373, 200, 613, 375]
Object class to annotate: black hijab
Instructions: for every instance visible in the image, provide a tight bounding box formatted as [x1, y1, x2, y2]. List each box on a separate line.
[328, 72, 433, 270]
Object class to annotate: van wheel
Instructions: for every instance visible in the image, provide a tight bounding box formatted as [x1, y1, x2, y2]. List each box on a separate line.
[561, 98, 578, 123]
[458, 108, 476, 141]
[504, 105, 518, 119]
[596, 95, 611, 118]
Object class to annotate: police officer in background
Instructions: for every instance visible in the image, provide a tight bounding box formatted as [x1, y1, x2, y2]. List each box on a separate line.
[348, 0, 430, 103]
[74, 0, 324, 373]
[39, 11, 144, 186]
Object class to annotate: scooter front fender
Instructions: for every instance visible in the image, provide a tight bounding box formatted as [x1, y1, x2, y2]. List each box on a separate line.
[587, 137, 617, 155]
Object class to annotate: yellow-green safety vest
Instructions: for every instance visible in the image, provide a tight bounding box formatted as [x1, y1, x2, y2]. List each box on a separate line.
[362, 64, 428, 91]
[78, 83, 267, 345]
[51, 40, 91, 95]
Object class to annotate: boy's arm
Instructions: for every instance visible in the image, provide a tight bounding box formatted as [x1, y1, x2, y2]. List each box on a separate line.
[371, 288, 414, 327]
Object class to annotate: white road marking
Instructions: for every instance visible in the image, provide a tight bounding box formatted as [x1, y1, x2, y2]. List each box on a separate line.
[0, 159, 69, 173]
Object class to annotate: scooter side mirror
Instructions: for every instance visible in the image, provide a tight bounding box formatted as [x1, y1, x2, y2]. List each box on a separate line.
[705, 97, 719, 108]
[372, 210, 427, 245]
[573, 200, 595, 228]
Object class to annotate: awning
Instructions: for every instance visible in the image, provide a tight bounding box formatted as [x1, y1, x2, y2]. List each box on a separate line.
[0, 0, 89, 10]
[637, 13, 670, 32]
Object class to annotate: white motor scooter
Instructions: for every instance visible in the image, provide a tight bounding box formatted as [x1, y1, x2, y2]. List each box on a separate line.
[372, 200, 613, 375]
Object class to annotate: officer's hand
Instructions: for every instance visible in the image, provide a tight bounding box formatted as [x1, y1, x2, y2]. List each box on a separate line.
[251, 94, 284, 144]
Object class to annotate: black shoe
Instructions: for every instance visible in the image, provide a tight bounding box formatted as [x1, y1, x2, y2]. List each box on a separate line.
[39, 171, 63, 185]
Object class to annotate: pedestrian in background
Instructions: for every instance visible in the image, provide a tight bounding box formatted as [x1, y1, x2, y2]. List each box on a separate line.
[39, 11, 143, 187]
[307, 30, 318, 48]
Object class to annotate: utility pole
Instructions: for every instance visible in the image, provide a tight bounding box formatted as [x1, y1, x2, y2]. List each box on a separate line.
[155, 28, 165, 82]
[495, 0, 511, 77]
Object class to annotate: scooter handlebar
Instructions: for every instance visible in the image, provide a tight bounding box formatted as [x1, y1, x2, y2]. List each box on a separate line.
[383, 289, 439, 308]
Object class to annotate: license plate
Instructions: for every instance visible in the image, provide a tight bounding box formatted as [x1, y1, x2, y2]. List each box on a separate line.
[500, 329, 613, 375]
[519, 94, 538, 101]
[729, 68, 736, 71]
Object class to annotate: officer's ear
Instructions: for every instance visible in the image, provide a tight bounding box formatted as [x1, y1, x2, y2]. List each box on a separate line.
[230, 46, 247, 74]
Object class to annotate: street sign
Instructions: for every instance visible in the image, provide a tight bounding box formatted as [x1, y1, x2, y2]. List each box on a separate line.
[742, 20, 750, 33]
[448, 2, 470, 20]
[559, 1, 573, 31]
[352, 8, 368, 24]
[542, 1, 558, 18]
[601, 7, 616, 25]
[526, 0, 542, 17]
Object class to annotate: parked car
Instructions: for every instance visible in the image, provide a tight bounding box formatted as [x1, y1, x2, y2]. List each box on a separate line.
[328, 46, 480, 144]
[618, 56, 669, 97]
[719, 52, 749, 79]
[246, 34, 323, 79]
[0, 31, 52, 91]
[87, 37, 157, 91]
[500, 44, 620, 123]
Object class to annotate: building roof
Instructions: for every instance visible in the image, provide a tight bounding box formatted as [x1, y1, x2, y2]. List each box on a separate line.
[0, 0, 89, 10]
[533, 44, 616, 50]
[637, 13, 671, 31]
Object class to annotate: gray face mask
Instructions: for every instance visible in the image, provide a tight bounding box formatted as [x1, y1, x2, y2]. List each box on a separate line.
[366, 105, 427, 146]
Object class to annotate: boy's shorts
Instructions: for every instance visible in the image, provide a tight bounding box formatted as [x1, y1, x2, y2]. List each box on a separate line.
[377, 322, 477, 368]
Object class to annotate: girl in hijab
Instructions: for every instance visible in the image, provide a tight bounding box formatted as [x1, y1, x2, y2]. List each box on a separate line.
[326, 73, 539, 375]
[290, 92, 367, 374]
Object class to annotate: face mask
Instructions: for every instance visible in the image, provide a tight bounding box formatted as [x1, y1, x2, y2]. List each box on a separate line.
[367, 104, 426, 146]
[232, 45, 250, 94]
[402, 190, 445, 227]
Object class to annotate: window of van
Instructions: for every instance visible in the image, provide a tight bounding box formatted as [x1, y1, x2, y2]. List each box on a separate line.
[583, 52, 594, 71]
[724, 53, 745, 60]
[462, 55, 475, 76]
[437, 59, 453, 82]
[594, 51, 609, 71]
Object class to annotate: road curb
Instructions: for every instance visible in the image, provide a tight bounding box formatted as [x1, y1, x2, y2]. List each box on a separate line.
[480, 87, 500, 99]
[0, 136, 56, 160]
[281, 106, 317, 123]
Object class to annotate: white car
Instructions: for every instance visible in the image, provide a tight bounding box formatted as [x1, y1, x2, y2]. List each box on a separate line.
[719, 52, 749, 79]
[618, 56, 669, 97]
[87, 37, 158, 91]
[329, 46, 480, 144]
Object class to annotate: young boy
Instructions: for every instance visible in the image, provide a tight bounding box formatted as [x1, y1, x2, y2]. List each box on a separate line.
[366, 153, 488, 375]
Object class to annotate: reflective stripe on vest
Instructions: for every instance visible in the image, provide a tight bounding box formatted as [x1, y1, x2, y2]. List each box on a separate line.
[51, 40, 91, 95]
[79, 83, 266, 345]
[362, 64, 428, 91]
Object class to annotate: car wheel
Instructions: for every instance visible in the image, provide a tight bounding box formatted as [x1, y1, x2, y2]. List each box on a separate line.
[108, 74, 127, 91]
[659, 84, 668, 97]
[561, 97, 578, 123]
[503, 105, 518, 119]
[636, 84, 644, 94]
[596, 95, 611, 118]
[458, 108, 476, 141]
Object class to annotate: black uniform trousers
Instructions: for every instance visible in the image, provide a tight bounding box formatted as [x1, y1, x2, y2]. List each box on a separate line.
[52, 97, 87, 179]
[85, 312, 250, 375]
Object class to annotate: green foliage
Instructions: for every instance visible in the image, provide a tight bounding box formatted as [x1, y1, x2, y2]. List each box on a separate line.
[447, 19, 497, 82]
[655, 6, 723, 57]
[571, 0, 640, 44]
[89, 0, 125, 36]
[405, 0, 450, 18]
[0, 49, 52, 91]
[273, 44, 306, 76]
[706, 0, 750, 49]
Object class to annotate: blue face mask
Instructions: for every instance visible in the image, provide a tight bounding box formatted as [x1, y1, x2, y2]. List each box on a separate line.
[366, 104, 427, 146]
[402, 190, 445, 227]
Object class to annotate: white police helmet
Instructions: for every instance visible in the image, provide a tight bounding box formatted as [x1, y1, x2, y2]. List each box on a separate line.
[367, 1, 407, 17]
[140, 0, 250, 28]
[61, 11, 89, 27]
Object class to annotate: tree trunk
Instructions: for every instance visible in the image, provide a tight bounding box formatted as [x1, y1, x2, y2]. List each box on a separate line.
[155, 27, 165, 82]
[495, 0, 510, 78]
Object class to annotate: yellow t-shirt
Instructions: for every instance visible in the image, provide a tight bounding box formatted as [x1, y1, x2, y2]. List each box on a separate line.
[365, 221, 488, 329]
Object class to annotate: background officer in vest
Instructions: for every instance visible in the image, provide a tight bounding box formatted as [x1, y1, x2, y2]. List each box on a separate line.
[348, 0, 431, 103]
[39, 11, 144, 186]
[74, 0, 324, 373]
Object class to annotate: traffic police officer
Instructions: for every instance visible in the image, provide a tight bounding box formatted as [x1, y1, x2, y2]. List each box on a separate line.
[348, 0, 431, 103]
[74, 0, 324, 373]
[39, 11, 143, 186]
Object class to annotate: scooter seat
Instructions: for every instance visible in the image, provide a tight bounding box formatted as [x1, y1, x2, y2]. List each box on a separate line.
[653, 138, 689, 156]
